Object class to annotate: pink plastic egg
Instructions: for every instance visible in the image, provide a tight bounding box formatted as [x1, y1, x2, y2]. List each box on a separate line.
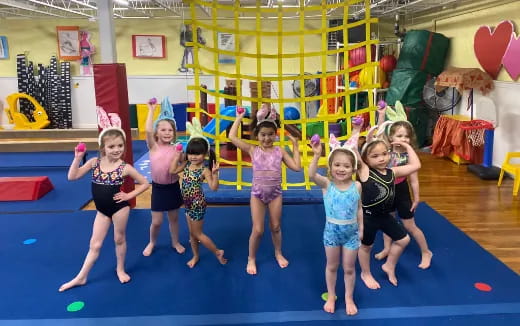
[237, 107, 245, 114]
[76, 142, 86, 152]
[148, 97, 157, 105]
[310, 134, 320, 146]
[175, 143, 183, 152]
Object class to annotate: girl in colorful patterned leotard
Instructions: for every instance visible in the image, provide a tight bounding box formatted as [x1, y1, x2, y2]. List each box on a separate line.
[229, 104, 301, 275]
[171, 120, 227, 268]
[59, 125, 150, 292]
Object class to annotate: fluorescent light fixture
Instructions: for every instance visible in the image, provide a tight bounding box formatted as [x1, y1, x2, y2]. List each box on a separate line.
[114, 0, 129, 6]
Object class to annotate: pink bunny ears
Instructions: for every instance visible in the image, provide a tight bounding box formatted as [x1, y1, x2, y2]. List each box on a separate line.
[97, 106, 126, 145]
[328, 134, 358, 168]
[256, 103, 277, 127]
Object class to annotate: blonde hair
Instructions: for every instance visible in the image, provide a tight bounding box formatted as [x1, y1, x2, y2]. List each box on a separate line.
[154, 119, 177, 143]
[99, 129, 126, 157]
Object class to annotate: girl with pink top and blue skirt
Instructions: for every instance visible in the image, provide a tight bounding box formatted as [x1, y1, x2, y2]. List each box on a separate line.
[142, 98, 185, 257]
[229, 104, 301, 275]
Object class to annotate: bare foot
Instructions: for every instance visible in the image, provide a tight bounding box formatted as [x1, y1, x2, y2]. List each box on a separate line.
[58, 277, 86, 292]
[246, 257, 257, 275]
[187, 256, 199, 268]
[418, 250, 433, 269]
[275, 254, 289, 268]
[215, 250, 228, 265]
[381, 263, 397, 286]
[116, 270, 131, 284]
[142, 242, 154, 256]
[374, 249, 389, 261]
[323, 298, 335, 314]
[345, 298, 358, 315]
[360, 272, 380, 289]
[172, 242, 186, 254]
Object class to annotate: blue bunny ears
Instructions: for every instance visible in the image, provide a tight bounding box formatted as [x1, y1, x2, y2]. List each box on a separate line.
[153, 97, 177, 130]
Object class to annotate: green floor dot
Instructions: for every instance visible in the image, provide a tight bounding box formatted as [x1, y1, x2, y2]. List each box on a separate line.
[67, 301, 85, 312]
[321, 292, 337, 302]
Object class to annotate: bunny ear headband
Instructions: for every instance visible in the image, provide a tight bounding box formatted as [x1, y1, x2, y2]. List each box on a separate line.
[186, 117, 210, 151]
[256, 103, 277, 127]
[328, 134, 358, 168]
[97, 106, 126, 145]
[153, 97, 177, 130]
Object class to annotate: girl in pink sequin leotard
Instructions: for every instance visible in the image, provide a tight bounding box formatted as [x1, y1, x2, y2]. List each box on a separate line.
[229, 104, 301, 275]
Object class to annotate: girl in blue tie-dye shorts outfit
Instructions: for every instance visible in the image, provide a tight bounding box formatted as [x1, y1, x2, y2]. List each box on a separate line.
[308, 132, 363, 316]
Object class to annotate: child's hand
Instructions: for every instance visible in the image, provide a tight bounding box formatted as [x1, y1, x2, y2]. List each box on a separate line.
[74, 146, 86, 159]
[113, 191, 131, 203]
[411, 199, 419, 212]
[236, 107, 246, 119]
[311, 141, 322, 156]
[391, 141, 410, 148]
[211, 161, 219, 175]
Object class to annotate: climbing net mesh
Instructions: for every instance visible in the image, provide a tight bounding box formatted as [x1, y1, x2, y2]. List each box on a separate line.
[186, 0, 379, 190]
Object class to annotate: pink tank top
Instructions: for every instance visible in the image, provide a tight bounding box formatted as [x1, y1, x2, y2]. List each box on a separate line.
[252, 146, 282, 187]
[150, 144, 180, 184]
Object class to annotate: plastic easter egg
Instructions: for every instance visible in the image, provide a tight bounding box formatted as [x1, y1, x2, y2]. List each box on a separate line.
[310, 134, 321, 146]
[237, 107, 245, 114]
[148, 97, 157, 105]
[175, 143, 183, 152]
[76, 142, 86, 152]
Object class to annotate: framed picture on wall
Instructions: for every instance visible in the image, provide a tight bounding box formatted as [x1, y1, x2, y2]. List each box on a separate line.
[56, 26, 81, 60]
[218, 32, 236, 64]
[132, 35, 166, 58]
[0, 36, 8, 59]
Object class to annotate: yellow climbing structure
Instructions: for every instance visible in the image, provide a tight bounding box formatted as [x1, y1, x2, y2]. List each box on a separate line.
[186, 0, 380, 190]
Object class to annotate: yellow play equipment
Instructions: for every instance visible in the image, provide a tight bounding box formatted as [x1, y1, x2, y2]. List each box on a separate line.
[4, 93, 50, 130]
[497, 152, 520, 196]
[186, 0, 378, 190]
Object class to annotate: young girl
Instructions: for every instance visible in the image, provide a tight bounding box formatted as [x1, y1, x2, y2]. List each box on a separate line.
[59, 125, 150, 292]
[229, 104, 301, 275]
[170, 118, 227, 268]
[374, 120, 433, 269]
[142, 99, 185, 256]
[308, 134, 363, 316]
[357, 137, 421, 289]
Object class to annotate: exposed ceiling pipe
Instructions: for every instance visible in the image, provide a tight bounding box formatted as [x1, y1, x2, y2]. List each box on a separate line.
[352, 0, 393, 17]
[382, 0, 429, 16]
[0, 0, 65, 18]
[27, 0, 93, 18]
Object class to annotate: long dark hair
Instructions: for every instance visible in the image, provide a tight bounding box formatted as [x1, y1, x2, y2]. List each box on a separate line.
[186, 137, 217, 170]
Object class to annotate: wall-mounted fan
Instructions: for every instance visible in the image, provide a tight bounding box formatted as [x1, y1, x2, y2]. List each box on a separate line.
[292, 74, 318, 98]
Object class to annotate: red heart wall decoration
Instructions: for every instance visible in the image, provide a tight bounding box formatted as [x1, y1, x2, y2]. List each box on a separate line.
[473, 20, 514, 79]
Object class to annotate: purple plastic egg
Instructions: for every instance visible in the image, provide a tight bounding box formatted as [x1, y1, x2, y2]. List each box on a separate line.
[310, 134, 320, 145]
[149, 97, 157, 105]
[377, 100, 386, 109]
[352, 116, 364, 126]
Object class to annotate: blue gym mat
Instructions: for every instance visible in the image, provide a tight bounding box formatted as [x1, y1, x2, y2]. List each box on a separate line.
[0, 203, 518, 325]
[135, 152, 324, 204]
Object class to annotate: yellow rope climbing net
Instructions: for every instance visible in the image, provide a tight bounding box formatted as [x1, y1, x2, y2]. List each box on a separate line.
[186, 0, 379, 190]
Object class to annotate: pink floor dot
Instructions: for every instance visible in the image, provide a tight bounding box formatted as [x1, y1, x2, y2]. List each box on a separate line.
[474, 282, 492, 292]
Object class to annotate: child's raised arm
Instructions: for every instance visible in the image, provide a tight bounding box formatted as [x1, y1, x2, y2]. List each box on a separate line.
[145, 103, 157, 150]
[281, 134, 301, 172]
[308, 142, 328, 189]
[228, 109, 253, 155]
[203, 161, 220, 191]
[68, 148, 96, 181]
[392, 142, 421, 179]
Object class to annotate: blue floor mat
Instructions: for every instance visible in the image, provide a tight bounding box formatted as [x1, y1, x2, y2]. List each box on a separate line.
[0, 203, 518, 325]
[135, 152, 324, 204]
[0, 167, 91, 213]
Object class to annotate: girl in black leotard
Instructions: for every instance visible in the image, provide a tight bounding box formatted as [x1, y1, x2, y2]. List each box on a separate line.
[58, 128, 150, 292]
[356, 139, 421, 289]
